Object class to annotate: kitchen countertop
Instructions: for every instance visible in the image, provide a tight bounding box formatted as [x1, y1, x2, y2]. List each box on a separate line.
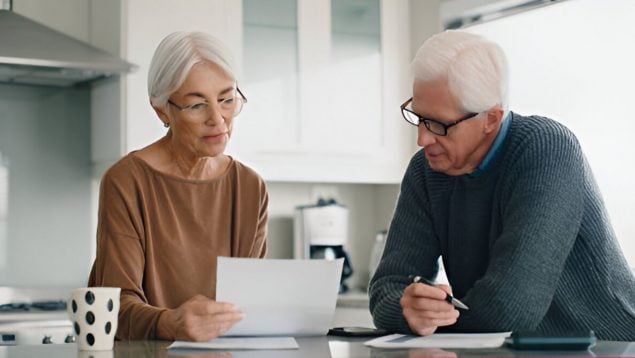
[2, 337, 635, 357]
[0, 294, 375, 344]
[0, 287, 71, 305]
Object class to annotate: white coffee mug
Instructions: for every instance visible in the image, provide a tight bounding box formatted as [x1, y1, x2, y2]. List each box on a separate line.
[68, 287, 120, 351]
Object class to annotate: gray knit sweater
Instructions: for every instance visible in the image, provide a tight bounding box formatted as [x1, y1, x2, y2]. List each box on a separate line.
[369, 112, 635, 341]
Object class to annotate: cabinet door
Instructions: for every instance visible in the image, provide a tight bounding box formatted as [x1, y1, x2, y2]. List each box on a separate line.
[229, 0, 414, 183]
[300, 0, 382, 156]
[230, 0, 300, 155]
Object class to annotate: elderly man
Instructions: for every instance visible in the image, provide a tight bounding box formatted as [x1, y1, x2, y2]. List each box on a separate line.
[368, 30, 635, 341]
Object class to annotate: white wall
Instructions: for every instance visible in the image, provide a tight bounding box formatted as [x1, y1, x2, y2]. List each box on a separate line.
[466, 0, 635, 265]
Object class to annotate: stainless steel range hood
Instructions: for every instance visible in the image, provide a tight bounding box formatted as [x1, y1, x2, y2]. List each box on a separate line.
[0, 9, 135, 87]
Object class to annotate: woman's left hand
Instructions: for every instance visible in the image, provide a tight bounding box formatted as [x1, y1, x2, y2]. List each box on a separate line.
[157, 294, 244, 341]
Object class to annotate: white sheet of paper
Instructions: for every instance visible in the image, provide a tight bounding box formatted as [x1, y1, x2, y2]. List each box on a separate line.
[364, 332, 511, 349]
[216, 257, 343, 336]
[168, 337, 298, 350]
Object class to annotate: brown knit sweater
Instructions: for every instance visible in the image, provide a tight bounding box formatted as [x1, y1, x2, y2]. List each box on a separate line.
[88, 153, 268, 340]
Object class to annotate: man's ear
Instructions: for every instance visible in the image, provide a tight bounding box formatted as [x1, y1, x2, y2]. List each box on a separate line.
[152, 100, 171, 127]
[484, 106, 504, 134]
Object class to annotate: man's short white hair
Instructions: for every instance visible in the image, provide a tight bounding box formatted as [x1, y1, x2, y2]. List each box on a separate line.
[412, 30, 508, 113]
[148, 31, 236, 108]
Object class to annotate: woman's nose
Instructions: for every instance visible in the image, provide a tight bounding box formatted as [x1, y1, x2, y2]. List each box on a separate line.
[205, 105, 225, 125]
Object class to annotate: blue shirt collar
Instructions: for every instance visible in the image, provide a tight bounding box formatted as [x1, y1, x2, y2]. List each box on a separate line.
[470, 112, 512, 177]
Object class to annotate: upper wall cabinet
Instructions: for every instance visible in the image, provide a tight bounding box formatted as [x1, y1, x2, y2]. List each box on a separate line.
[91, 0, 414, 183]
[227, 0, 414, 183]
[122, 0, 242, 154]
[90, 0, 241, 174]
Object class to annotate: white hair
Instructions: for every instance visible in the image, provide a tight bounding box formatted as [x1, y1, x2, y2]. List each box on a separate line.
[147, 31, 236, 107]
[412, 30, 508, 113]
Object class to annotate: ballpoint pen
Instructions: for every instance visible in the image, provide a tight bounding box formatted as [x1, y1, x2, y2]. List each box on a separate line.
[409, 275, 470, 310]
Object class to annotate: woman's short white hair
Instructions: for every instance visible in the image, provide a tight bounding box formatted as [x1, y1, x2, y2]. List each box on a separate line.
[412, 30, 508, 113]
[148, 31, 236, 107]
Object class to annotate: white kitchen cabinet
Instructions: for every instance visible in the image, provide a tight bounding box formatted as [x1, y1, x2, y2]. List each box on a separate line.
[90, 0, 415, 183]
[123, 0, 243, 155]
[228, 0, 414, 183]
[90, 0, 242, 174]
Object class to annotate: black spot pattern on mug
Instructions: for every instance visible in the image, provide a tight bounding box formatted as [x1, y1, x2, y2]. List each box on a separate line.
[85, 291, 95, 305]
[74, 322, 80, 335]
[107, 299, 113, 312]
[72, 300, 77, 313]
[86, 311, 95, 325]
[105, 321, 112, 334]
[86, 333, 95, 346]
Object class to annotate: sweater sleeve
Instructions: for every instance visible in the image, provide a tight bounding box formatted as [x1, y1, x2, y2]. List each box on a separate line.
[368, 151, 441, 334]
[88, 170, 165, 340]
[447, 124, 586, 332]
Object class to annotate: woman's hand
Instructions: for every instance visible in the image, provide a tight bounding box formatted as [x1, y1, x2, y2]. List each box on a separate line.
[157, 295, 244, 341]
[400, 283, 460, 336]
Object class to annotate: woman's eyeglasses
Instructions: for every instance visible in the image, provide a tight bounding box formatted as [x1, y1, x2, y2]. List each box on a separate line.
[168, 87, 247, 121]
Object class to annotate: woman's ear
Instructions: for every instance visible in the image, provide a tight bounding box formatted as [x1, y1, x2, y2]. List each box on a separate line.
[484, 106, 504, 134]
[151, 100, 171, 127]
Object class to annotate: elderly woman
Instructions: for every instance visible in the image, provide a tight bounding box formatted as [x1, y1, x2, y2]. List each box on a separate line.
[88, 31, 268, 341]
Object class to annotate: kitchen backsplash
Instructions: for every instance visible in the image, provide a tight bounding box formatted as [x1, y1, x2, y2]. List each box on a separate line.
[265, 182, 399, 291]
[0, 83, 93, 287]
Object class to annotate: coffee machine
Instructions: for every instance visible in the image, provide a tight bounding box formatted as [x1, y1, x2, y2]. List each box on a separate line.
[294, 198, 353, 293]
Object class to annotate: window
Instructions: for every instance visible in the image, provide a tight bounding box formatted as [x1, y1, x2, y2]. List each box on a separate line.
[467, 0, 635, 265]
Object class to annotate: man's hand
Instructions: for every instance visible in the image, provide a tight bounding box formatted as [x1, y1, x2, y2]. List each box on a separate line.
[401, 283, 460, 336]
[157, 295, 244, 341]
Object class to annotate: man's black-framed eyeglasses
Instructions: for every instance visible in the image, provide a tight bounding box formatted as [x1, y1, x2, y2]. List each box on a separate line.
[400, 97, 479, 136]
